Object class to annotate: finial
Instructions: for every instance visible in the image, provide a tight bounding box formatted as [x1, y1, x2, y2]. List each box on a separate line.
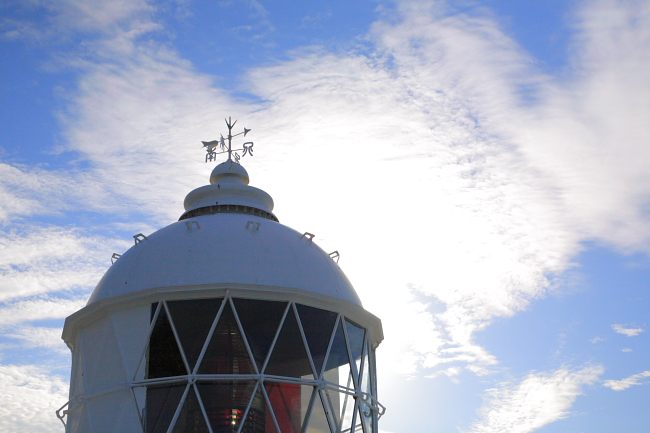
[201, 117, 254, 164]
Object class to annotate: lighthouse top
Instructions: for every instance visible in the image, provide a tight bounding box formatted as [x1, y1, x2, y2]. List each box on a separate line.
[86, 120, 362, 307]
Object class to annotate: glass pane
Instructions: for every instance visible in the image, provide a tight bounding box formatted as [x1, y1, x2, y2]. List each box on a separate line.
[145, 384, 186, 433]
[305, 389, 332, 433]
[349, 401, 362, 433]
[171, 385, 210, 433]
[359, 344, 371, 420]
[147, 305, 187, 378]
[359, 345, 375, 433]
[198, 303, 255, 374]
[167, 298, 223, 372]
[358, 405, 371, 433]
[360, 343, 372, 397]
[295, 304, 337, 378]
[264, 309, 314, 379]
[323, 321, 352, 389]
[240, 385, 279, 433]
[323, 388, 355, 433]
[356, 405, 364, 433]
[265, 382, 311, 433]
[233, 298, 287, 370]
[197, 381, 256, 433]
[344, 320, 365, 377]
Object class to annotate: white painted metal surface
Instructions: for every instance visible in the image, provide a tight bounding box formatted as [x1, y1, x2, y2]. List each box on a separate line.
[88, 212, 361, 306]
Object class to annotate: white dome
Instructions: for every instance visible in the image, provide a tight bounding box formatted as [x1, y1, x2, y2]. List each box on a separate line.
[87, 163, 361, 306]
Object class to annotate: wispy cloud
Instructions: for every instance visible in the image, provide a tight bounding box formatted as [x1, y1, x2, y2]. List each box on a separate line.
[0, 0, 156, 43]
[0, 365, 68, 433]
[612, 324, 645, 337]
[466, 365, 604, 433]
[604, 370, 650, 391]
[4, 326, 68, 354]
[0, 226, 123, 301]
[0, 295, 86, 326]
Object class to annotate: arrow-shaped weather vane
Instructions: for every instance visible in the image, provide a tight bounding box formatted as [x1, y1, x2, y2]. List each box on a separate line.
[202, 117, 254, 163]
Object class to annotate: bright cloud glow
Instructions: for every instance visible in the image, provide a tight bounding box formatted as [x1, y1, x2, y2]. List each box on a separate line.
[466, 365, 604, 433]
[603, 370, 650, 391]
[612, 324, 645, 337]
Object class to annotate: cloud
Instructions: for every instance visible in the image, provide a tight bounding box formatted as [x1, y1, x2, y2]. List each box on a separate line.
[0, 364, 68, 433]
[2, 0, 650, 385]
[0, 226, 123, 301]
[603, 370, 650, 391]
[48, 0, 154, 33]
[4, 326, 68, 354]
[1, 0, 648, 431]
[466, 365, 604, 433]
[502, 0, 650, 253]
[612, 324, 644, 337]
[0, 0, 156, 43]
[0, 295, 87, 327]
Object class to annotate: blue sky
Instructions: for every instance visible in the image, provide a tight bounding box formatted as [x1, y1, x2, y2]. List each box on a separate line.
[1, 0, 649, 432]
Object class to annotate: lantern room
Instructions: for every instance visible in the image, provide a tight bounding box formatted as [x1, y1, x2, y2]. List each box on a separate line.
[59, 122, 384, 433]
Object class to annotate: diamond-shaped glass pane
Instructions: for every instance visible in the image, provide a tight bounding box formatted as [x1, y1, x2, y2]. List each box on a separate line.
[360, 343, 371, 396]
[349, 401, 362, 433]
[233, 298, 287, 370]
[358, 404, 371, 433]
[265, 382, 311, 433]
[323, 320, 352, 389]
[295, 304, 338, 378]
[241, 385, 279, 433]
[358, 399, 373, 433]
[197, 381, 256, 432]
[198, 303, 255, 374]
[305, 389, 332, 433]
[145, 384, 186, 433]
[147, 304, 187, 379]
[344, 320, 365, 377]
[323, 387, 355, 433]
[264, 309, 314, 379]
[167, 298, 223, 372]
[360, 345, 375, 433]
[171, 385, 210, 433]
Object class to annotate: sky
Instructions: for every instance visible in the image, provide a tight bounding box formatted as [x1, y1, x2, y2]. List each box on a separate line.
[1, 0, 649, 432]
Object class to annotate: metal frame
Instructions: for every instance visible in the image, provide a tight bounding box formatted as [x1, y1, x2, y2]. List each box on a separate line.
[58, 293, 385, 433]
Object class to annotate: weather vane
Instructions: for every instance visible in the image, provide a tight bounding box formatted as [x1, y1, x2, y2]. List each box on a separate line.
[202, 117, 254, 163]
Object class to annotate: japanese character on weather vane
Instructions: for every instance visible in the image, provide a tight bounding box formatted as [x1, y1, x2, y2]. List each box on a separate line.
[201, 117, 254, 163]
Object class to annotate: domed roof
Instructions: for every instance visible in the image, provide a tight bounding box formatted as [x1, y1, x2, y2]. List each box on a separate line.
[87, 161, 361, 306]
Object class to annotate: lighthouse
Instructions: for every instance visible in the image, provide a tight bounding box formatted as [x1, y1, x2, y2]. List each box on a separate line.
[59, 119, 384, 433]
